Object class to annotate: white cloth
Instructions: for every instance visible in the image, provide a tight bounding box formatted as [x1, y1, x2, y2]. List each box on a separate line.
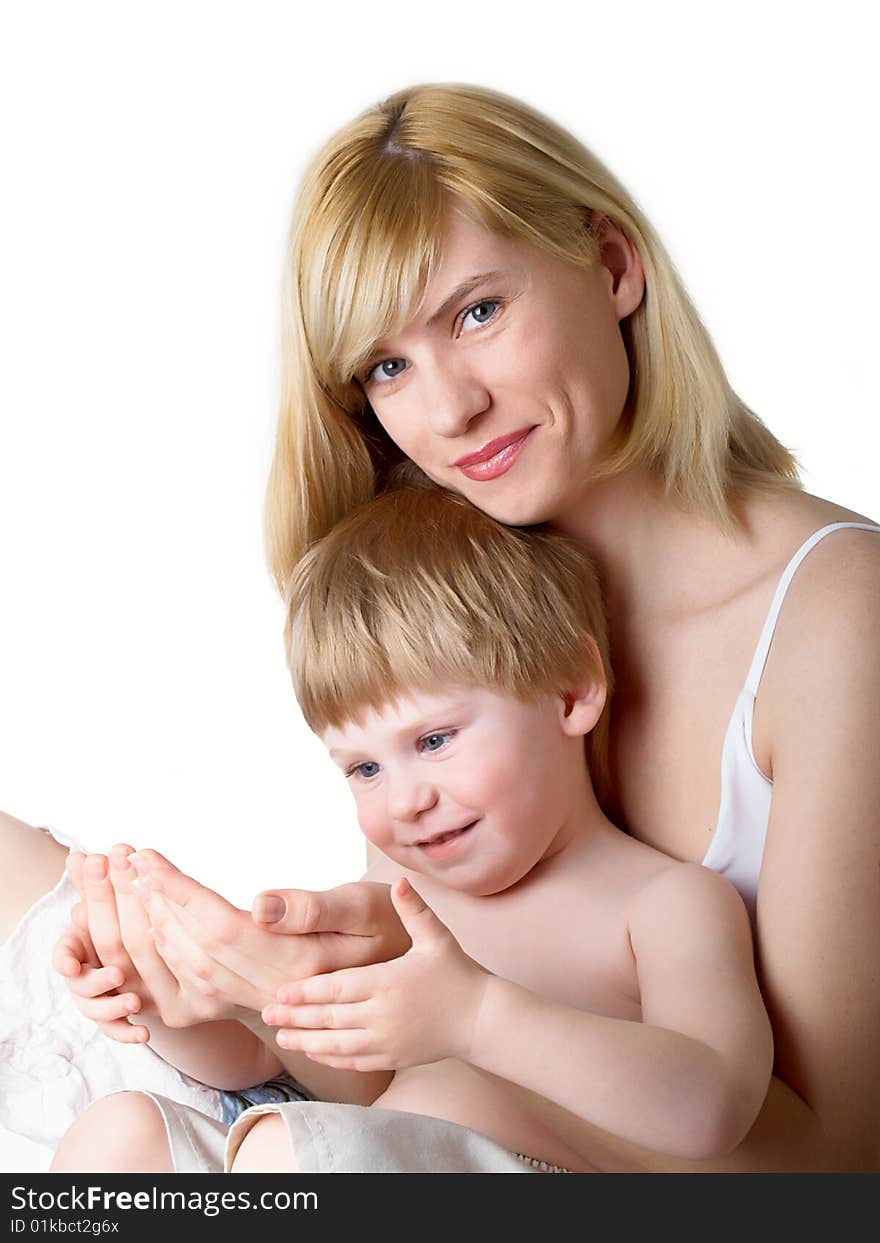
[141, 1093, 570, 1173]
[0, 836, 226, 1148]
[702, 522, 880, 918]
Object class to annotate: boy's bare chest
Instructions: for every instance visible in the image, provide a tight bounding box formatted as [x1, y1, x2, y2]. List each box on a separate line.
[416, 868, 643, 1022]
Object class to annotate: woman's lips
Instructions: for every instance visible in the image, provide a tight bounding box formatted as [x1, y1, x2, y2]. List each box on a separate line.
[453, 427, 534, 481]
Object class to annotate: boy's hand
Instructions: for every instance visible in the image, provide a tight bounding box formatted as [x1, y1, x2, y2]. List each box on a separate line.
[262, 878, 491, 1072]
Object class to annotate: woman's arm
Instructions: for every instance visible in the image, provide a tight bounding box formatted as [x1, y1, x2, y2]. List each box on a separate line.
[738, 531, 880, 1170]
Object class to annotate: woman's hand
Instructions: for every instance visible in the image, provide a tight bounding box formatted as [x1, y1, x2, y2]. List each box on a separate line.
[262, 878, 490, 1072]
[127, 851, 412, 1019]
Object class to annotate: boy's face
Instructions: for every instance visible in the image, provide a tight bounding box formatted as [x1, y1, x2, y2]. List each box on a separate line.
[321, 685, 590, 896]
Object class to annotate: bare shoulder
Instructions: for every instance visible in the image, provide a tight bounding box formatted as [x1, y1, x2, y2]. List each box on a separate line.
[761, 520, 880, 733]
[627, 860, 751, 953]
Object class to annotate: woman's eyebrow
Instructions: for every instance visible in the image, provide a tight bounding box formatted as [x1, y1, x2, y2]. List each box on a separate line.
[425, 271, 505, 327]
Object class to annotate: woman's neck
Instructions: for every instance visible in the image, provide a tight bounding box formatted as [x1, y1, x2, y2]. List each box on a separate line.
[550, 466, 752, 623]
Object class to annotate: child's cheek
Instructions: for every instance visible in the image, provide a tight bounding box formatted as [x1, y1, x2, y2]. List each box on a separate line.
[356, 796, 397, 854]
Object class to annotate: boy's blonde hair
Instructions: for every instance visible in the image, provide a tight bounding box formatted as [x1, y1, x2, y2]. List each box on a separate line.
[285, 488, 614, 796]
[266, 81, 799, 592]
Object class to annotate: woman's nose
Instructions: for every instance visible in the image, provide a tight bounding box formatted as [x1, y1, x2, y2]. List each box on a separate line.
[386, 775, 438, 823]
[422, 359, 491, 438]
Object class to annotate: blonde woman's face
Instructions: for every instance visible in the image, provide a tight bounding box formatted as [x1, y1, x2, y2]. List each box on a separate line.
[357, 209, 641, 526]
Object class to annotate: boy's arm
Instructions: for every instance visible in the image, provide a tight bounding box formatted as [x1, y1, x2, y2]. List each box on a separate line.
[467, 864, 773, 1159]
[268, 871, 770, 1158]
[143, 1018, 285, 1091]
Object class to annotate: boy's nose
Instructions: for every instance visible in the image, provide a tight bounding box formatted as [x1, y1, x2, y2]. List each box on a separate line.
[387, 777, 438, 823]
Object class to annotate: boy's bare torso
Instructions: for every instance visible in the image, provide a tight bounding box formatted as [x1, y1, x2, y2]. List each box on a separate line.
[364, 827, 678, 1172]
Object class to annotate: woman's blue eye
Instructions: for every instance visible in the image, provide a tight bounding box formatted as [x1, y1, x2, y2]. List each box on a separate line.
[461, 300, 499, 331]
[367, 357, 407, 385]
[420, 732, 451, 753]
[351, 761, 381, 780]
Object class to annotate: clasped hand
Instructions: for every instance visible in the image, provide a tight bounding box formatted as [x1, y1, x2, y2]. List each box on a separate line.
[53, 843, 411, 1043]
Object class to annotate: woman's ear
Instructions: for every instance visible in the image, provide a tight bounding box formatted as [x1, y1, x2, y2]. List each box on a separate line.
[559, 636, 607, 738]
[593, 213, 645, 322]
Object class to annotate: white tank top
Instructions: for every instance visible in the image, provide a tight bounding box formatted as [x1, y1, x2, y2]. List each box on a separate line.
[700, 522, 880, 919]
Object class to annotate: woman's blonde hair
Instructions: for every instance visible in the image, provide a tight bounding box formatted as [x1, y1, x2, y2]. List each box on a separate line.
[266, 82, 799, 592]
[285, 488, 614, 797]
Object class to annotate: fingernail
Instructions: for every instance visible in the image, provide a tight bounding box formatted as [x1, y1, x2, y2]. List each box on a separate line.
[127, 852, 150, 876]
[109, 853, 130, 872]
[253, 895, 286, 924]
[84, 856, 107, 882]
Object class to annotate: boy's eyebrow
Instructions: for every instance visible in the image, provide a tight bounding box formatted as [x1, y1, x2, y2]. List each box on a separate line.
[425, 270, 506, 328]
[327, 702, 472, 758]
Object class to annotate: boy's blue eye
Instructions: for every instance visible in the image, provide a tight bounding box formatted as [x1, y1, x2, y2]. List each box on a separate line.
[420, 732, 452, 753]
[350, 761, 381, 780]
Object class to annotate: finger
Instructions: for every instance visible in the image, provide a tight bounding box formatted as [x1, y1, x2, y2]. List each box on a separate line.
[134, 857, 275, 988]
[103, 847, 187, 1010]
[109, 844, 163, 959]
[389, 876, 450, 949]
[73, 991, 142, 1024]
[52, 926, 90, 978]
[98, 1019, 151, 1044]
[302, 1054, 387, 1073]
[70, 899, 90, 936]
[252, 882, 388, 936]
[273, 1028, 370, 1058]
[131, 853, 242, 944]
[66, 900, 101, 969]
[65, 964, 126, 998]
[148, 899, 268, 1009]
[83, 854, 134, 973]
[275, 965, 379, 1006]
[65, 851, 87, 900]
[262, 1001, 369, 1030]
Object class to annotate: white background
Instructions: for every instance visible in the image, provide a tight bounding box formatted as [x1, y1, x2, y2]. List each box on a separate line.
[2, 0, 878, 1170]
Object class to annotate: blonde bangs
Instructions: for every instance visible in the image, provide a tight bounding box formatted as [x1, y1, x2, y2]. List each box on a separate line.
[293, 141, 445, 397]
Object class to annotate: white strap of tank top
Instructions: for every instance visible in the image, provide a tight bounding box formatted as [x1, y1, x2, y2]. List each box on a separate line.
[744, 522, 880, 696]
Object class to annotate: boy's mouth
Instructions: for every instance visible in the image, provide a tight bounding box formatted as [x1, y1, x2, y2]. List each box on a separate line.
[415, 821, 478, 857]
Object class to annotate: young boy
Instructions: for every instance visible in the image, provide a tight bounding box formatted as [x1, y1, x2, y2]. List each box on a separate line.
[53, 487, 772, 1174]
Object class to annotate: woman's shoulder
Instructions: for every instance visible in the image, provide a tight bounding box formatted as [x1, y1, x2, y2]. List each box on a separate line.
[770, 490, 880, 606]
[752, 490, 880, 740]
[744, 487, 880, 597]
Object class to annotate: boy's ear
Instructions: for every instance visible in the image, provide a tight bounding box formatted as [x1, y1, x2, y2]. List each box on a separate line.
[558, 636, 606, 738]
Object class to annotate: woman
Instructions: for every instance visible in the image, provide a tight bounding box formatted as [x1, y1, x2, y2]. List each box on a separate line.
[10, 82, 880, 1171]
